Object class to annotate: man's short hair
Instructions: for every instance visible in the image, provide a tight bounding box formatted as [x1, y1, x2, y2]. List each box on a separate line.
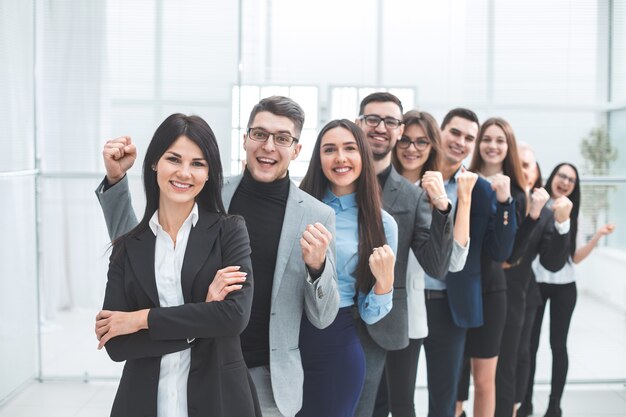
[441, 108, 480, 130]
[359, 92, 403, 116]
[247, 96, 305, 136]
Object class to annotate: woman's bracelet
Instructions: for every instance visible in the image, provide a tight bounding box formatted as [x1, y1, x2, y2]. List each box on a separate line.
[432, 193, 448, 202]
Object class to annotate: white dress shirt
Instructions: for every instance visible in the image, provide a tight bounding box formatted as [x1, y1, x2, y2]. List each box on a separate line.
[148, 204, 199, 417]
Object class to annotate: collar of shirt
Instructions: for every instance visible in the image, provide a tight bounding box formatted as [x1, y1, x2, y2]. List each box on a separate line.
[148, 203, 199, 236]
[322, 189, 358, 212]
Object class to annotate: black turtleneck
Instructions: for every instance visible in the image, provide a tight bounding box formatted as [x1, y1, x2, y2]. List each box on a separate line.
[229, 168, 290, 368]
[377, 163, 393, 190]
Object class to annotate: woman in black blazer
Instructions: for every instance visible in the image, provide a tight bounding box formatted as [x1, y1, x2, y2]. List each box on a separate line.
[95, 114, 261, 417]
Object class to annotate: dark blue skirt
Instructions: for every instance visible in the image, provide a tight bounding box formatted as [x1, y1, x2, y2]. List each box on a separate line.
[297, 306, 365, 417]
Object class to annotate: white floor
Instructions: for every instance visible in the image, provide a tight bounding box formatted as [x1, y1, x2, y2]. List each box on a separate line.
[1, 290, 625, 416]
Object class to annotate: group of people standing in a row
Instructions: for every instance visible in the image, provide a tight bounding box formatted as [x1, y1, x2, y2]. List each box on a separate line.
[92, 92, 615, 417]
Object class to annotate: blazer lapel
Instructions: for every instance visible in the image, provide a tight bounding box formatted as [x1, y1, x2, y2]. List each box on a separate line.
[382, 167, 403, 212]
[181, 211, 221, 303]
[271, 182, 305, 304]
[126, 229, 160, 307]
[222, 175, 243, 211]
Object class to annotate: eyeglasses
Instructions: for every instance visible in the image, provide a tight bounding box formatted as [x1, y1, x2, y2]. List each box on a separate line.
[359, 114, 403, 129]
[397, 136, 431, 151]
[247, 127, 299, 147]
[556, 172, 576, 185]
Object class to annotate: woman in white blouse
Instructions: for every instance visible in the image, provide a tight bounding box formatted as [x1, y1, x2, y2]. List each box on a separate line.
[378, 110, 475, 417]
[527, 162, 615, 417]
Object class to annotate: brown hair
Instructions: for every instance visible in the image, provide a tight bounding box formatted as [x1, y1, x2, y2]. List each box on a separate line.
[392, 110, 442, 181]
[469, 117, 525, 191]
[300, 119, 386, 293]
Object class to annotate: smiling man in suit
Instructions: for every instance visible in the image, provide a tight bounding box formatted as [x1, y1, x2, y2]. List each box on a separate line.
[422, 108, 517, 417]
[353, 92, 455, 417]
[95, 96, 339, 417]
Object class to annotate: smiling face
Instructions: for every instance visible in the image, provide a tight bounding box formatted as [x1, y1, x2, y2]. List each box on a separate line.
[395, 123, 431, 178]
[320, 126, 362, 196]
[243, 111, 302, 183]
[479, 124, 508, 169]
[155, 135, 209, 209]
[356, 101, 404, 161]
[440, 116, 479, 169]
[550, 164, 577, 198]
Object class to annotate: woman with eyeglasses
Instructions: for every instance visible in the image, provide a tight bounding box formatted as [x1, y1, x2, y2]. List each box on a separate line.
[373, 110, 475, 417]
[522, 163, 615, 417]
[297, 119, 398, 417]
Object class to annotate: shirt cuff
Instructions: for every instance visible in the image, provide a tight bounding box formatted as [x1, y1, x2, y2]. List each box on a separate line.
[554, 218, 571, 235]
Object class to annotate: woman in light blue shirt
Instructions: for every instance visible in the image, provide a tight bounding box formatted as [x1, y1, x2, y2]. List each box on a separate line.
[297, 119, 398, 417]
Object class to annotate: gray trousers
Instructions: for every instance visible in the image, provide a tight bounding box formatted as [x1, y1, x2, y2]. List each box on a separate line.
[249, 365, 292, 417]
[354, 319, 388, 417]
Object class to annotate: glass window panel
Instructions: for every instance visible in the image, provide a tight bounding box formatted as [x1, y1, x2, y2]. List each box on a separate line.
[0, 0, 34, 172]
[612, 1, 626, 101]
[106, 0, 155, 100]
[0, 176, 38, 399]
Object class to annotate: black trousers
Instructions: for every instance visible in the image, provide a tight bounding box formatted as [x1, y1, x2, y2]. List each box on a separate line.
[527, 282, 577, 403]
[374, 338, 424, 417]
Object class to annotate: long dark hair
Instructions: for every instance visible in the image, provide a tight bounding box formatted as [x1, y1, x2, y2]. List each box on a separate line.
[545, 162, 581, 256]
[469, 117, 525, 191]
[116, 113, 225, 244]
[300, 119, 386, 293]
[392, 110, 441, 181]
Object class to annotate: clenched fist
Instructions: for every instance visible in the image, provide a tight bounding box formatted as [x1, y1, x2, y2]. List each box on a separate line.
[369, 245, 395, 295]
[491, 173, 512, 203]
[552, 196, 573, 223]
[528, 187, 550, 219]
[422, 171, 449, 211]
[301, 223, 333, 275]
[103, 136, 137, 184]
[457, 169, 478, 204]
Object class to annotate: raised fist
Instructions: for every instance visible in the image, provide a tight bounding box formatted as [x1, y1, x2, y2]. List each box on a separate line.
[102, 136, 137, 184]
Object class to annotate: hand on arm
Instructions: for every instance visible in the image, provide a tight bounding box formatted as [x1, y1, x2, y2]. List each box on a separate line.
[95, 309, 149, 349]
[572, 223, 616, 264]
[528, 187, 550, 220]
[205, 266, 247, 302]
[300, 222, 333, 276]
[103, 136, 137, 185]
[369, 244, 395, 295]
[422, 171, 450, 212]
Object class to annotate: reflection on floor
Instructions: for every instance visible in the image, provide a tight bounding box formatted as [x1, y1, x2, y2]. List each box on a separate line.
[0, 381, 625, 417]
[1, 290, 624, 416]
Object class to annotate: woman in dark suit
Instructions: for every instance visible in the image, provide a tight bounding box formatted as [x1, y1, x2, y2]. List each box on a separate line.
[95, 113, 261, 417]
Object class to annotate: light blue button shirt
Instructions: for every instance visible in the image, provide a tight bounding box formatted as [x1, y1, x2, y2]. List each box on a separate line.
[323, 189, 399, 324]
[424, 169, 461, 290]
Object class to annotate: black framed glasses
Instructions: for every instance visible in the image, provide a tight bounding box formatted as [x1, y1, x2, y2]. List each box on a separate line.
[359, 114, 403, 129]
[397, 136, 431, 150]
[556, 172, 576, 185]
[247, 127, 299, 147]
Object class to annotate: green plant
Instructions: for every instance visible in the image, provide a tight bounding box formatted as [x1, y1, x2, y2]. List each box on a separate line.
[580, 126, 618, 233]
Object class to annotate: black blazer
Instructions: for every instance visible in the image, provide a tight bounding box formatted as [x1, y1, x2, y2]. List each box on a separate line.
[103, 211, 261, 417]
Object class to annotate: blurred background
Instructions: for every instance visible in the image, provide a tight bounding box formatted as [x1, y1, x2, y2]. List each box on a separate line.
[1, 0, 625, 412]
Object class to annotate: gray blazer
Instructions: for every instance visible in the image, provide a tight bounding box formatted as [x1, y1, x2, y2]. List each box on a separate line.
[95, 175, 340, 417]
[366, 167, 453, 350]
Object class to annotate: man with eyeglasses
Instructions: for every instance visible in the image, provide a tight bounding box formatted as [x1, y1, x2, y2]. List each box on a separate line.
[352, 92, 455, 417]
[95, 96, 339, 417]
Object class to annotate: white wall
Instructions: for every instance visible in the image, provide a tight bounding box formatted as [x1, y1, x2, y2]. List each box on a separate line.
[0, 0, 39, 404]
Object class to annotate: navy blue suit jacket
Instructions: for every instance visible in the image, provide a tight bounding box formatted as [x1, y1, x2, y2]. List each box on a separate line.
[445, 177, 517, 328]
